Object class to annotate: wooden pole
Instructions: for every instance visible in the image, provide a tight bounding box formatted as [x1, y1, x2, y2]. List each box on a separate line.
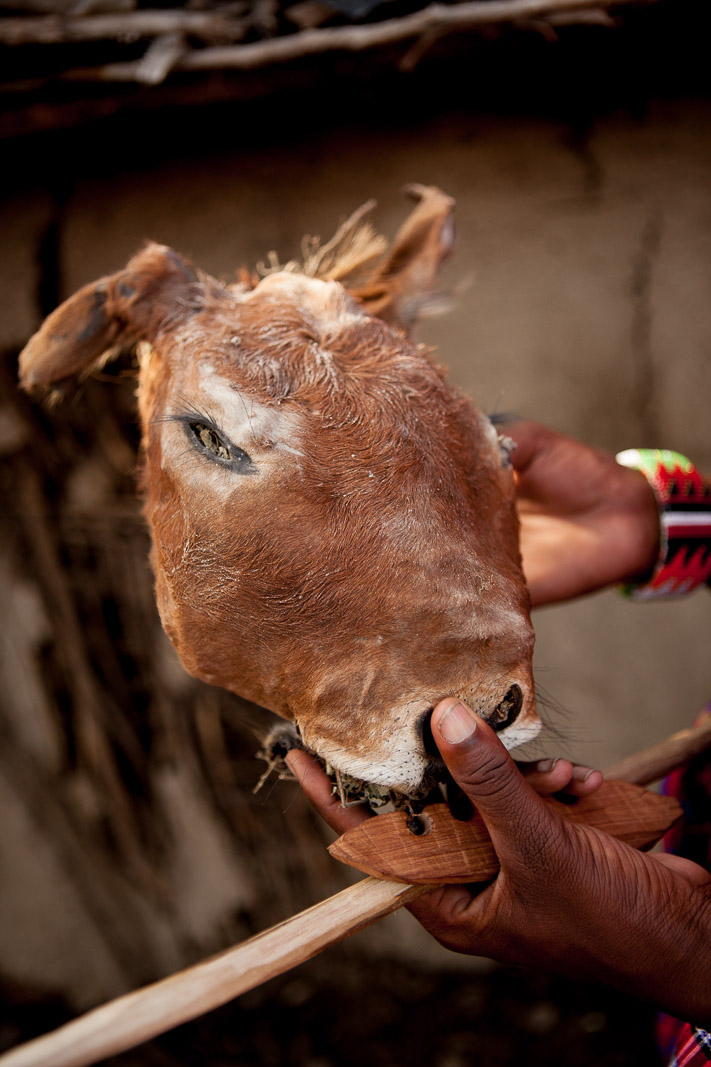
[604, 717, 711, 785]
[0, 0, 655, 48]
[0, 879, 430, 1067]
[1, 716, 708, 1067]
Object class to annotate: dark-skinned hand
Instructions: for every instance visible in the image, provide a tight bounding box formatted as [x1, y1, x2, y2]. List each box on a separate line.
[288, 698, 711, 1026]
[508, 422, 660, 605]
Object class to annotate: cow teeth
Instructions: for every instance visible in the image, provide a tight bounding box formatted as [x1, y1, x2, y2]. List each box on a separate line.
[255, 724, 446, 809]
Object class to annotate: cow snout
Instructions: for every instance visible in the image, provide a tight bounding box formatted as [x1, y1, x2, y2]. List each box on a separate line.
[418, 682, 523, 754]
[482, 683, 523, 732]
[417, 706, 439, 758]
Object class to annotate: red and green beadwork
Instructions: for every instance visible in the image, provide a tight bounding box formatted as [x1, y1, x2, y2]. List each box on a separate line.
[616, 448, 711, 600]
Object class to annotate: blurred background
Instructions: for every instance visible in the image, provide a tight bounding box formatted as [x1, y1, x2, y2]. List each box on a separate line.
[0, 0, 709, 1062]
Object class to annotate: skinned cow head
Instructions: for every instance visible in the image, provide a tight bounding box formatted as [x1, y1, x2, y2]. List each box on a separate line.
[19, 186, 539, 799]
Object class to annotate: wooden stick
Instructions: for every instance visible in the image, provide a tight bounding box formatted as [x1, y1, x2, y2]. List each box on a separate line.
[0, 8, 248, 46]
[0, 0, 655, 49]
[1, 714, 708, 1067]
[132, 32, 187, 86]
[7, 0, 658, 86]
[176, 0, 655, 73]
[604, 716, 711, 785]
[0, 878, 429, 1067]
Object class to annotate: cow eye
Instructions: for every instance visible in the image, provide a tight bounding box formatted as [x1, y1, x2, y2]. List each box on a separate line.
[192, 422, 230, 459]
[187, 420, 255, 472]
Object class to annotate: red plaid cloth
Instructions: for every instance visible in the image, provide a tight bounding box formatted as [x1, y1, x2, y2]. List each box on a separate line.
[656, 708, 711, 1065]
[659, 1026, 711, 1067]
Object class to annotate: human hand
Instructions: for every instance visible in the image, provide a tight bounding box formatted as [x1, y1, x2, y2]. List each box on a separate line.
[288, 699, 711, 1025]
[507, 422, 660, 605]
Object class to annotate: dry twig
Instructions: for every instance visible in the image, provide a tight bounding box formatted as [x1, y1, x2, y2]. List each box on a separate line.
[2, 0, 659, 86]
[0, 7, 247, 46]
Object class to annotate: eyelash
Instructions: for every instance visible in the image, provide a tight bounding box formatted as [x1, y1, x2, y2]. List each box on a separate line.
[164, 411, 256, 473]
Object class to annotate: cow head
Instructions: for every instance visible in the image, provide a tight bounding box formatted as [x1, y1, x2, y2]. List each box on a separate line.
[19, 186, 539, 799]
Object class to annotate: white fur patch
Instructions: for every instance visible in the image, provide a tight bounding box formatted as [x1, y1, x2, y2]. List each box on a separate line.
[306, 733, 430, 796]
[196, 366, 303, 449]
[254, 272, 366, 333]
[160, 365, 305, 488]
[305, 708, 541, 795]
[497, 715, 542, 750]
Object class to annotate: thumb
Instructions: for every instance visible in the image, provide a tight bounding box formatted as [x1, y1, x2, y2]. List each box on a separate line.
[431, 697, 563, 870]
[505, 420, 550, 474]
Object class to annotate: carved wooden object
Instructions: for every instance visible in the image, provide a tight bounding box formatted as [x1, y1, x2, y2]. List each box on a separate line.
[1, 719, 706, 1067]
[328, 779, 682, 883]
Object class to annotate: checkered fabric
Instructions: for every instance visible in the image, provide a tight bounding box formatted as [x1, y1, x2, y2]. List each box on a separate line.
[660, 1024, 711, 1066]
[656, 710, 711, 1064]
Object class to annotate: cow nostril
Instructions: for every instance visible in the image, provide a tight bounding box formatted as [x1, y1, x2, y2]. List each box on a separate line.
[489, 684, 523, 731]
[418, 707, 439, 757]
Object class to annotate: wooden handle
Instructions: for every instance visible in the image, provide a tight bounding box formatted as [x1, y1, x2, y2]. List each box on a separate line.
[0, 877, 429, 1067]
[604, 717, 711, 785]
[2, 715, 708, 1067]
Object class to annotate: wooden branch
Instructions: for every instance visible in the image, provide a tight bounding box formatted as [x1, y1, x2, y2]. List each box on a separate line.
[547, 9, 617, 21]
[0, 878, 429, 1067]
[1, 713, 707, 1067]
[133, 32, 187, 86]
[15, 458, 145, 866]
[1, 0, 659, 72]
[155, 0, 661, 72]
[0, 0, 135, 10]
[0, 7, 248, 46]
[604, 716, 711, 785]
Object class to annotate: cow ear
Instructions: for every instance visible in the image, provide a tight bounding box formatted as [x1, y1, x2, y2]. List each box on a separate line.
[19, 243, 200, 394]
[351, 184, 456, 333]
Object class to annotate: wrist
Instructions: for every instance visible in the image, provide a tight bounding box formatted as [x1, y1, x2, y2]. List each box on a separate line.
[578, 870, 711, 1026]
[617, 465, 661, 584]
[643, 883, 711, 1028]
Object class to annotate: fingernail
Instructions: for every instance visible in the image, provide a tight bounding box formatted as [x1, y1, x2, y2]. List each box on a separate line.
[536, 758, 559, 774]
[572, 765, 597, 782]
[438, 701, 478, 744]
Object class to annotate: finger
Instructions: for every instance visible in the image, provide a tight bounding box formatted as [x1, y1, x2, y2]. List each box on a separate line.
[565, 766, 604, 798]
[286, 749, 372, 834]
[505, 420, 550, 474]
[431, 697, 564, 869]
[405, 883, 485, 947]
[521, 758, 576, 795]
[521, 759, 604, 798]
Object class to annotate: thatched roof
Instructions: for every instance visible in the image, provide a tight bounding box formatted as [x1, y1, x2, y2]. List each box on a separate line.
[0, 0, 668, 138]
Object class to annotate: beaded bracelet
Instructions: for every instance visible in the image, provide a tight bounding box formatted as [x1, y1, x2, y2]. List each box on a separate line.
[616, 449, 711, 600]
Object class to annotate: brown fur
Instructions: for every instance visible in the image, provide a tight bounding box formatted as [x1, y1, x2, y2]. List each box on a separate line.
[19, 186, 538, 797]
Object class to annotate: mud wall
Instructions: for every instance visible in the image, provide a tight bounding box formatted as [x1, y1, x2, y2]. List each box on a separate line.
[0, 36, 709, 1062]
